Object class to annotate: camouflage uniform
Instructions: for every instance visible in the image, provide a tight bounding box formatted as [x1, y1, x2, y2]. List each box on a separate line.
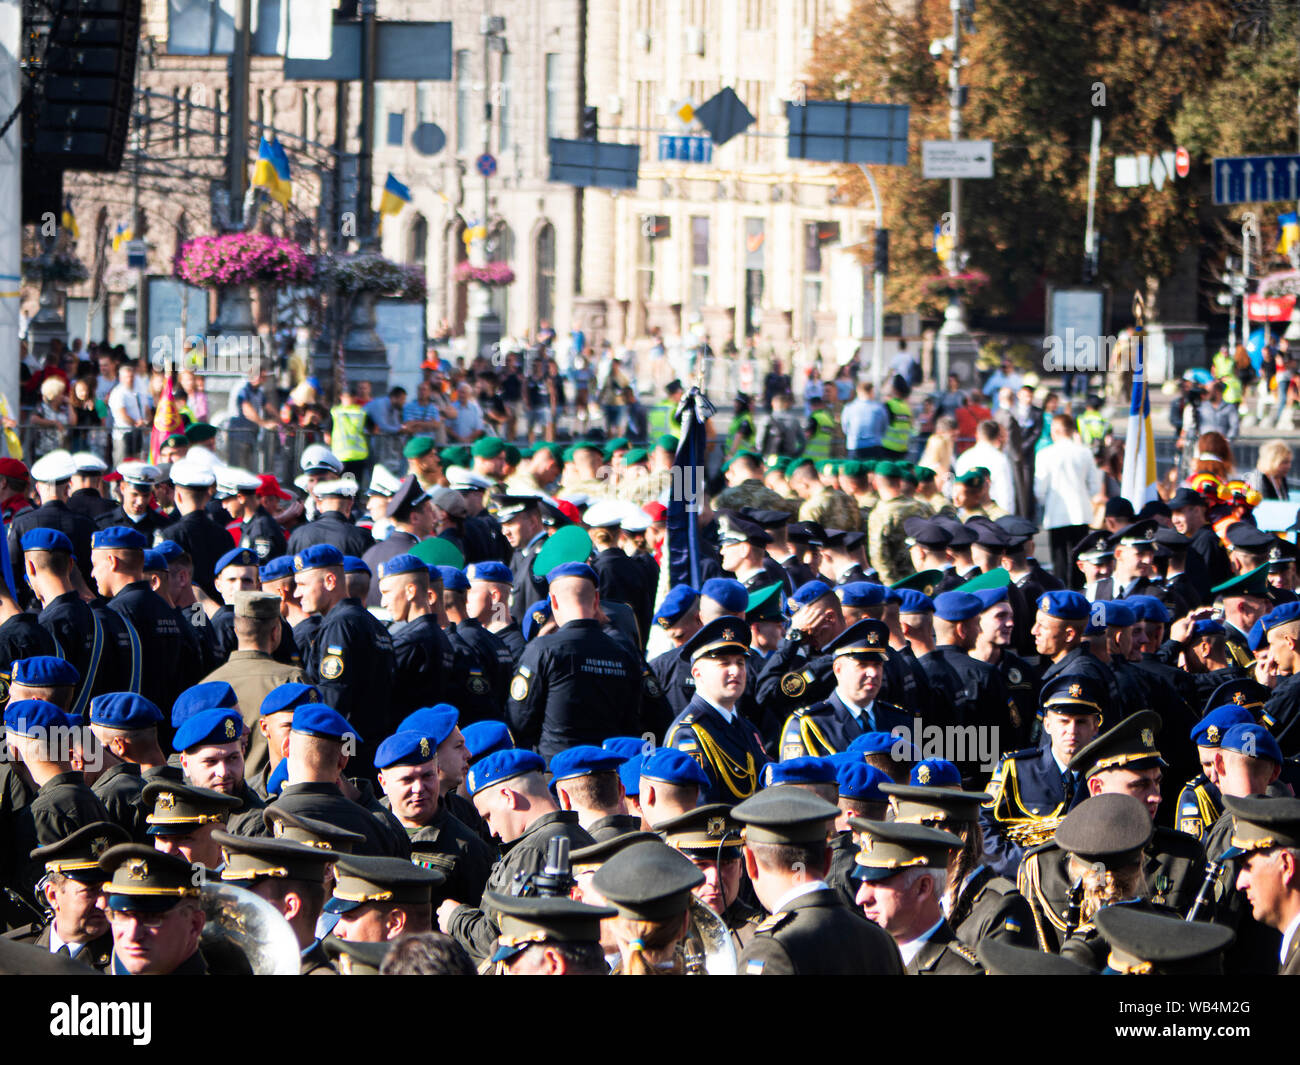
[622, 469, 674, 505]
[958, 502, 1008, 522]
[799, 487, 862, 532]
[868, 496, 931, 584]
[713, 480, 800, 515]
[504, 471, 555, 496]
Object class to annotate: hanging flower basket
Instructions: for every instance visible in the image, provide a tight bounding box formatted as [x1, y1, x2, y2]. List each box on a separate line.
[454, 260, 516, 287]
[22, 251, 89, 285]
[174, 232, 314, 288]
[924, 270, 990, 296]
[317, 252, 427, 302]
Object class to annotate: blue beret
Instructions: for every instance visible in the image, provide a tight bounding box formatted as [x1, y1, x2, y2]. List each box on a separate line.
[847, 732, 899, 756]
[1126, 595, 1171, 625]
[1036, 590, 1090, 620]
[377, 553, 427, 581]
[1261, 601, 1300, 633]
[933, 591, 983, 622]
[619, 754, 644, 797]
[291, 704, 362, 744]
[1190, 618, 1226, 639]
[467, 561, 513, 584]
[1087, 600, 1136, 632]
[266, 757, 289, 798]
[789, 579, 834, 611]
[467, 748, 546, 795]
[91, 526, 147, 551]
[88, 692, 164, 729]
[374, 730, 437, 769]
[602, 736, 646, 762]
[1248, 619, 1267, 653]
[972, 587, 1008, 611]
[20, 528, 72, 553]
[1190, 706, 1256, 747]
[654, 584, 700, 627]
[12, 656, 79, 688]
[215, 547, 258, 576]
[436, 566, 469, 592]
[1220, 722, 1282, 764]
[895, 589, 934, 614]
[260, 683, 320, 716]
[881, 586, 901, 605]
[343, 556, 370, 576]
[549, 745, 625, 781]
[640, 747, 710, 789]
[155, 540, 185, 564]
[396, 704, 459, 748]
[259, 556, 295, 583]
[546, 562, 597, 584]
[142, 549, 168, 573]
[522, 600, 554, 641]
[293, 544, 344, 572]
[462, 720, 514, 763]
[838, 582, 887, 608]
[171, 682, 238, 727]
[762, 756, 837, 787]
[173, 708, 244, 752]
[911, 759, 961, 786]
[836, 761, 890, 802]
[700, 578, 747, 613]
[4, 699, 70, 736]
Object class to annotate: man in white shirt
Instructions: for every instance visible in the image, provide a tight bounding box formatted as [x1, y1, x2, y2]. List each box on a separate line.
[851, 818, 982, 973]
[1034, 414, 1105, 583]
[107, 363, 147, 466]
[953, 419, 1016, 514]
[449, 383, 486, 443]
[1227, 794, 1300, 974]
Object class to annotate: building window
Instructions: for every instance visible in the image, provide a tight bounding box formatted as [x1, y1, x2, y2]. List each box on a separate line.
[536, 223, 556, 327]
[637, 227, 656, 303]
[489, 224, 514, 325]
[690, 216, 710, 309]
[744, 218, 765, 337]
[456, 50, 472, 152]
[408, 214, 428, 267]
[545, 53, 562, 140]
[804, 222, 823, 274]
[498, 53, 512, 152]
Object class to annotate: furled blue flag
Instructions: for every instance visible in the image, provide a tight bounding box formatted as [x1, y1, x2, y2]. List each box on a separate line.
[666, 387, 715, 589]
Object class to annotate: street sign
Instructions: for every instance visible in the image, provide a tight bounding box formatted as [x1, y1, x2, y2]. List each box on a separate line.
[786, 101, 909, 165]
[921, 139, 993, 179]
[657, 135, 712, 163]
[1247, 294, 1296, 322]
[548, 139, 641, 190]
[1115, 151, 1176, 190]
[476, 153, 497, 177]
[412, 123, 446, 156]
[1175, 146, 1190, 179]
[126, 240, 146, 269]
[1213, 154, 1300, 206]
[694, 88, 755, 147]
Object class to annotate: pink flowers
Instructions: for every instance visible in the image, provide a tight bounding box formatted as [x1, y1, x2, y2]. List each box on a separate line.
[23, 251, 89, 285]
[175, 233, 315, 288]
[317, 253, 427, 302]
[454, 261, 516, 287]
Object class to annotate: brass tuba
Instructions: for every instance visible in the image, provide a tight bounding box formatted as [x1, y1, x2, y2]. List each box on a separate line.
[680, 897, 738, 975]
[199, 881, 301, 975]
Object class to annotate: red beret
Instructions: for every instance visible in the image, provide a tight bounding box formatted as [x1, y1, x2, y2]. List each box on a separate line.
[0, 458, 28, 481]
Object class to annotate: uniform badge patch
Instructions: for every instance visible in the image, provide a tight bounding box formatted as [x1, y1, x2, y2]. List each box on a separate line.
[1007, 667, 1021, 685]
[224, 718, 238, 739]
[510, 674, 529, 701]
[1140, 728, 1154, 748]
[469, 674, 489, 695]
[780, 672, 807, 698]
[746, 960, 766, 974]
[254, 538, 272, 559]
[644, 673, 662, 698]
[320, 654, 345, 680]
[782, 744, 803, 760]
[1206, 725, 1220, 743]
[917, 764, 931, 784]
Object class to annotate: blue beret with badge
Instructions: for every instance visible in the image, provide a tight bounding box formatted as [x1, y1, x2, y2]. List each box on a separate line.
[549, 745, 626, 781]
[20, 528, 73, 553]
[911, 758, 961, 786]
[788, 579, 834, 612]
[12, 656, 79, 688]
[260, 682, 319, 716]
[89, 692, 163, 729]
[848, 731, 899, 756]
[259, 555, 295, 583]
[374, 730, 437, 769]
[462, 720, 514, 764]
[4, 699, 70, 736]
[292, 703, 362, 744]
[294, 544, 345, 573]
[215, 547, 257, 576]
[654, 584, 700, 627]
[1037, 589, 1090, 620]
[838, 582, 887, 608]
[619, 754, 644, 797]
[700, 578, 747, 613]
[1261, 600, 1300, 633]
[172, 708, 244, 752]
[763, 756, 837, 787]
[467, 560, 513, 584]
[1126, 594, 1171, 625]
[522, 599, 554, 641]
[265, 758, 289, 798]
[933, 591, 983, 622]
[640, 747, 710, 789]
[376, 553, 427, 581]
[466, 748, 546, 795]
[546, 561, 597, 584]
[396, 704, 459, 747]
[837, 760, 891, 803]
[1190, 705, 1256, 747]
[436, 565, 469, 591]
[1248, 618, 1267, 652]
[602, 736, 645, 762]
[343, 556, 370, 576]
[1220, 722, 1283, 764]
[171, 681, 238, 727]
[91, 526, 148, 551]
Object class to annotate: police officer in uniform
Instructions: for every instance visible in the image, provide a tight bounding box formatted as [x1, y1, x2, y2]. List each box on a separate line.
[1176, 704, 1255, 842]
[1033, 589, 1122, 717]
[287, 476, 374, 559]
[360, 476, 433, 607]
[377, 555, 456, 719]
[9, 451, 97, 599]
[496, 493, 549, 623]
[917, 591, 1011, 746]
[219, 468, 287, 566]
[778, 618, 909, 758]
[732, 787, 904, 975]
[160, 460, 237, 602]
[66, 452, 116, 523]
[95, 462, 172, 540]
[97, 842, 210, 975]
[204, 549, 299, 668]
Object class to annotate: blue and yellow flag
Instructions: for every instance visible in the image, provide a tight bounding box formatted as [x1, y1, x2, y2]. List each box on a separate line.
[61, 197, 79, 239]
[933, 221, 953, 262]
[379, 173, 412, 217]
[111, 221, 133, 252]
[1278, 212, 1298, 256]
[252, 135, 293, 206]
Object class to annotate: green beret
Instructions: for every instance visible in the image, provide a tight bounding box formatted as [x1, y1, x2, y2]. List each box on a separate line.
[914, 465, 936, 483]
[440, 446, 471, 468]
[410, 537, 465, 570]
[785, 457, 814, 479]
[603, 437, 630, 460]
[185, 422, 218, 444]
[503, 444, 521, 466]
[403, 436, 436, 459]
[532, 442, 564, 462]
[819, 460, 839, 474]
[655, 434, 679, 453]
[622, 448, 649, 466]
[471, 436, 505, 459]
[875, 461, 904, 479]
[954, 468, 989, 486]
[899, 464, 919, 485]
[840, 460, 865, 477]
[162, 433, 189, 449]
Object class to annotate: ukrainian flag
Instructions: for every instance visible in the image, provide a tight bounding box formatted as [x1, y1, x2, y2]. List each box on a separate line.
[379, 173, 412, 217]
[252, 135, 293, 206]
[1278, 212, 1298, 256]
[934, 221, 953, 262]
[112, 221, 133, 252]
[61, 197, 79, 239]
[1120, 327, 1157, 510]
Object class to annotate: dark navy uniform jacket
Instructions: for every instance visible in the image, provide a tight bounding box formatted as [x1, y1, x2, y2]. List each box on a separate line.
[160, 510, 236, 600]
[449, 618, 515, 711]
[94, 504, 172, 539]
[390, 614, 456, 719]
[494, 622, 525, 664]
[10, 500, 97, 601]
[360, 529, 420, 607]
[665, 694, 770, 805]
[508, 532, 547, 623]
[286, 510, 374, 560]
[0, 615, 57, 700]
[917, 645, 1007, 729]
[756, 635, 835, 723]
[593, 548, 653, 649]
[37, 591, 139, 706]
[238, 505, 287, 566]
[649, 644, 765, 737]
[67, 488, 117, 523]
[1264, 673, 1300, 758]
[981, 743, 1088, 879]
[778, 690, 911, 759]
[302, 597, 396, 754]
[886, 645, 932, 708]
[1037, 645, 1119, 719]
[108, 580, 199, 717]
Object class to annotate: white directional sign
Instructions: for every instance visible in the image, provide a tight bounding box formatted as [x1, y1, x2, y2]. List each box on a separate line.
[1115, 151, 1176, 189]
[922, 139, 993, 179]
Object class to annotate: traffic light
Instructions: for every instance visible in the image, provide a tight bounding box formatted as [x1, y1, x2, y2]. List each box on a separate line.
[874, 228, 889, 275]
[581, 106, 598, 141]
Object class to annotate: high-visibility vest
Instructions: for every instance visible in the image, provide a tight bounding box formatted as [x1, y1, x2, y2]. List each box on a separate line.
[646, 401, 678, 439]
[1077, 410, 1109, 447]
[727, 412, 755, 454]
[802, 409, 836, 461]
[329, 404, 369, 461]
[882, 398, 912, 454]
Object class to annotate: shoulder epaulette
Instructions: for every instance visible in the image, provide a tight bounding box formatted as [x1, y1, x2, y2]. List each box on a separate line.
[951, 941, 979, 965]
[1006, 747, 1039, 761]
[756, 911, 794, 935]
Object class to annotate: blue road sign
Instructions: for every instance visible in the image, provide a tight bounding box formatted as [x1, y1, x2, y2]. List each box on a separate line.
[476, 153, 498, 177]
[787, 101, 909, 165]
[657, 135, 712, 164]
[1213, 154, 1300, 206]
